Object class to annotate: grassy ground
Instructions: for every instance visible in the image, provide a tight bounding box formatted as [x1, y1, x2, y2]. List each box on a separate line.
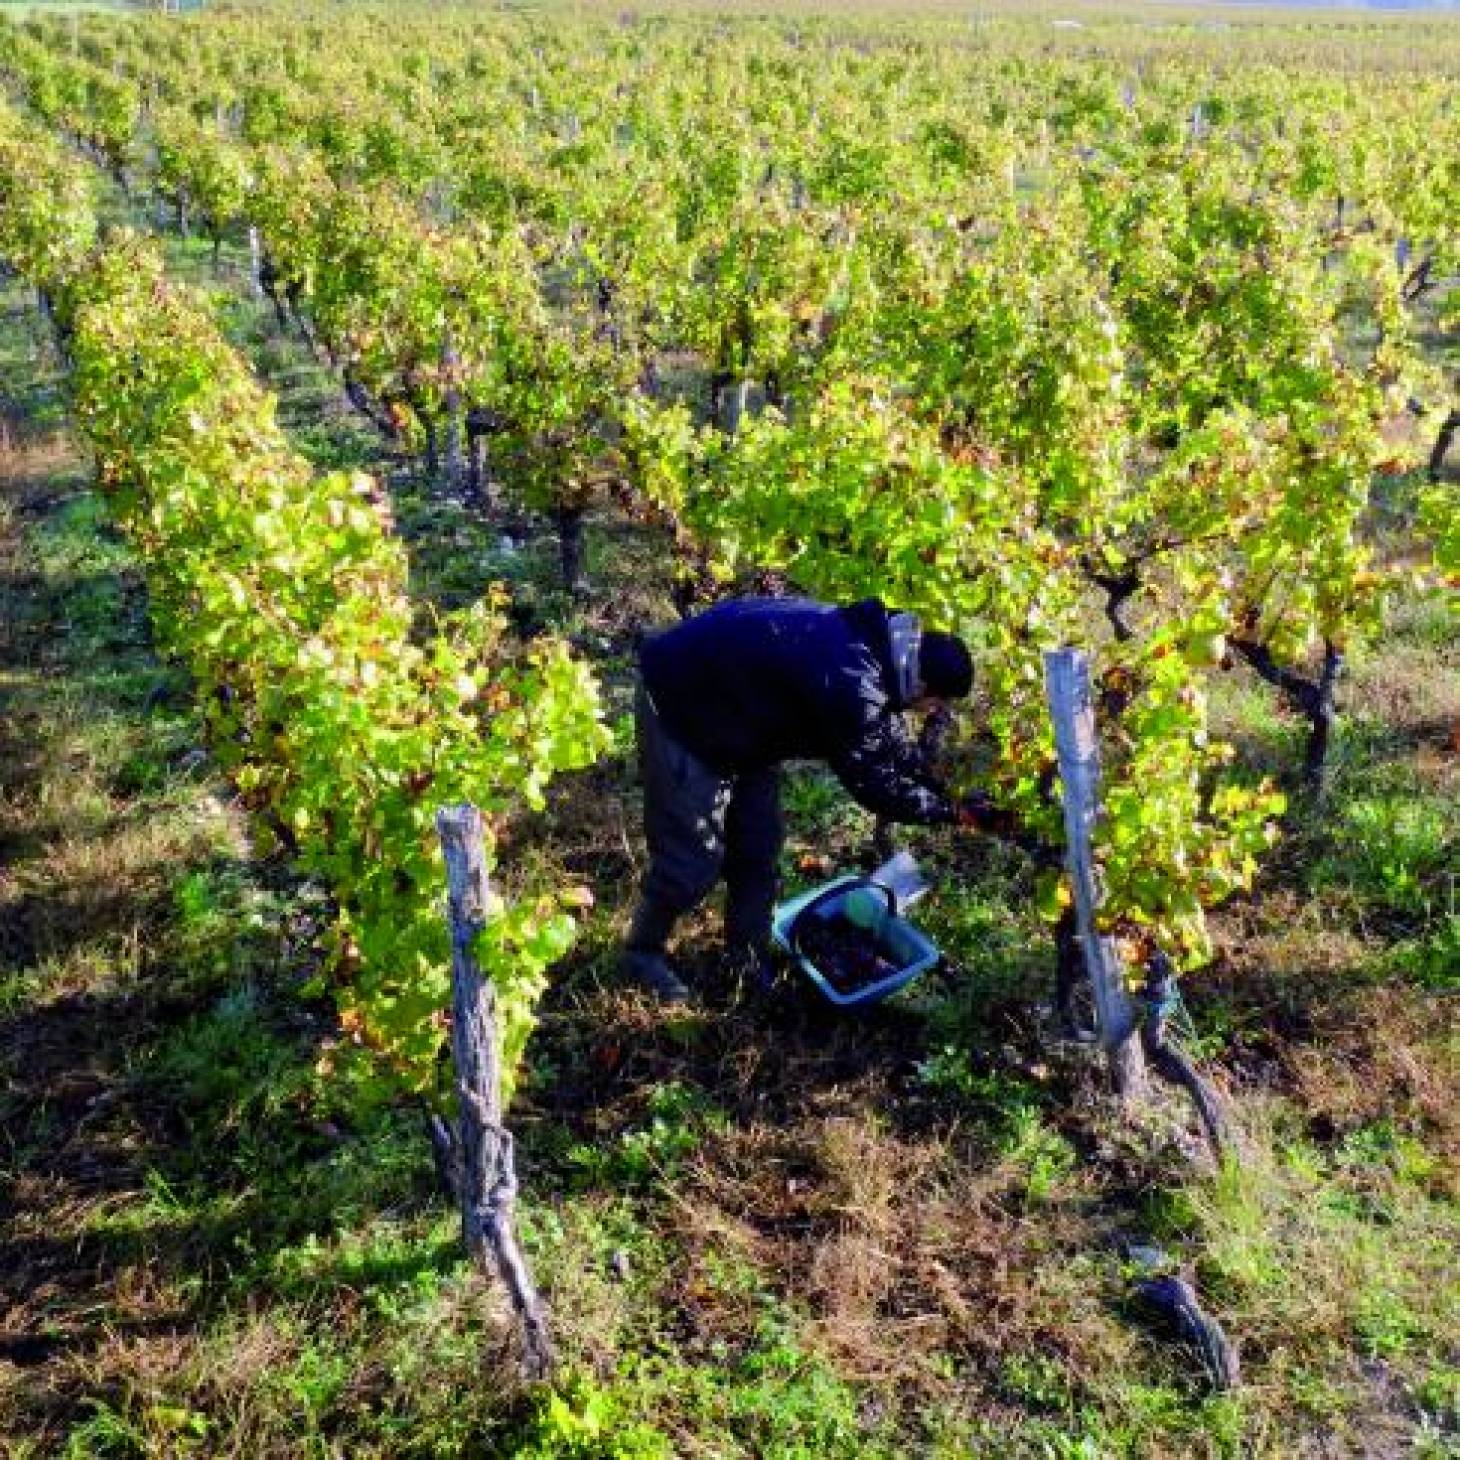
[1, 232, 1457, 1458]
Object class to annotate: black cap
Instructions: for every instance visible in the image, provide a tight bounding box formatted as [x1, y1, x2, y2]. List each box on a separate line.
[919, 631, 974, 700]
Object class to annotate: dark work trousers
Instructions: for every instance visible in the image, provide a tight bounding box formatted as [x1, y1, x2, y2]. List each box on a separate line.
[631, 683, 784, 955]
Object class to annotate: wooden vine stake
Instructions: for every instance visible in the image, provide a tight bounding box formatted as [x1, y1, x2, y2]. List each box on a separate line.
[247, 226, 265, 301]
[1044, 649, 1147, 1100]
[435, 804, 554, 1381]
[440, 330, 466, 497]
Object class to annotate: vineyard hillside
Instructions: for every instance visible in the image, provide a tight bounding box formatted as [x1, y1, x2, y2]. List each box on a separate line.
[1, 2, 1456, 1456]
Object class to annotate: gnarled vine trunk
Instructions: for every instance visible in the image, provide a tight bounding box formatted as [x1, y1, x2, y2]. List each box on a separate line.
[1231, 637, 1344, 790]
[555, 505, 591, 598]
[1430, 407, 1458, 481]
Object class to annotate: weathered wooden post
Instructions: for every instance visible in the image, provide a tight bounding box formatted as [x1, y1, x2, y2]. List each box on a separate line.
[435, 804, 554, 1381]
[1044, 649, 1146, 1099]
[440, 330, 466, 497]
[247, 226, 265, 301]
[717, 377, 753, 437]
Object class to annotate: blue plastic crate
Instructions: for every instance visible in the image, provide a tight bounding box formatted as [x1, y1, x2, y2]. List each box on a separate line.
[772, 874, 940, 1008]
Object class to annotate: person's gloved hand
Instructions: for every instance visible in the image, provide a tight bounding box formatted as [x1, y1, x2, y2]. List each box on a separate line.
[956, 791, 1020, 839]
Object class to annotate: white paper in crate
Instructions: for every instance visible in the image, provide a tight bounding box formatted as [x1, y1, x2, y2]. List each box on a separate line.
[868, 850, 930, 914]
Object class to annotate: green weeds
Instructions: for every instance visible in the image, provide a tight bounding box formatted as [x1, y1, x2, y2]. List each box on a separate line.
[510, 1376, 672, 1459]
[1176, 1118, 1459, 1435]
[1310, 781, 1456, 923]
[566, 1080, 728, 1191]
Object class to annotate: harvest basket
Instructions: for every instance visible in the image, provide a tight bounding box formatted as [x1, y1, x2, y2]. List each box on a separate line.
[772, 873, 939, 1007]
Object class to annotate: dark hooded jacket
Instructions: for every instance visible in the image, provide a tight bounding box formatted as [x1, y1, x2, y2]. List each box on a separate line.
[638, 596, 956, 825]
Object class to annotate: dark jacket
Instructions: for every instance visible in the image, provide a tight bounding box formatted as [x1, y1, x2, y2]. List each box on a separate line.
[639, 597, 956, 825]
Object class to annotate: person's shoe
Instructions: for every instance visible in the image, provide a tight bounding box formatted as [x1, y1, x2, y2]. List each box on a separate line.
[622, 949, 690, 1004]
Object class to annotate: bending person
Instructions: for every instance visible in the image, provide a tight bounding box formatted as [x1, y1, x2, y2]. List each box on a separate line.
[623, 595, 1000, 1002]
